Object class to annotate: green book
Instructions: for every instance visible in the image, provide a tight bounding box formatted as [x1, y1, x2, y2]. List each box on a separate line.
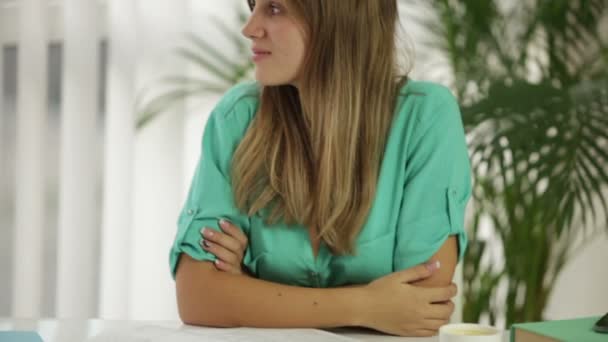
[0, 331, 44, 342]
[511, 316, 605, 342]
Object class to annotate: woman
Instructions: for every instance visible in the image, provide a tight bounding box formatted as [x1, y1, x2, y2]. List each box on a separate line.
[171, 0, 472, 337]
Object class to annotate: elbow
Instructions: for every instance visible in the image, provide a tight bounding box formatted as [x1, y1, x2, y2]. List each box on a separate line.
[177, 287, 239, 328]
[178, 309, 228, 328]
[175, 289, 198, 326]
[175, 254, 239, 328]
[176, 281, 239, 328]
[176, 298, 201, 326]
[179, 313, 226, 328]
[178, 307, 199, 326]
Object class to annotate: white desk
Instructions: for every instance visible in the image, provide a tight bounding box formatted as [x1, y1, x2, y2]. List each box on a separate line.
[0, 318, 440, 341]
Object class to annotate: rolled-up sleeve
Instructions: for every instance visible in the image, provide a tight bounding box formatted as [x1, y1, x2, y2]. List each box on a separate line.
[393, 87, 472, 272]
[169, 85, 258, 279]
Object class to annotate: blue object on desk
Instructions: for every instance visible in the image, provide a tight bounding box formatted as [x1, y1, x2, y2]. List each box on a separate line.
[0, 331, 44, 342]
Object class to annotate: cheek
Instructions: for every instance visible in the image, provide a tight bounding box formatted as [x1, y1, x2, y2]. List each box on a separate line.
[293, 36, 306, 61]
[271, 26, 306, 62]
[282, 31, 306, 65]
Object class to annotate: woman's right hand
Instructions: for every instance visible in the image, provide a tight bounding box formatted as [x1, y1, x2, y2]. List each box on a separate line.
[358, 261, 457, 337]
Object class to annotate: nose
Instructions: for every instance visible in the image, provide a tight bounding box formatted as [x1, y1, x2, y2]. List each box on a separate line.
[241, 13, 264, 39]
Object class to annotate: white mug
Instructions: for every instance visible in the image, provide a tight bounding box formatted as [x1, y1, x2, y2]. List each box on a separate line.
[439, 323, 503, 342]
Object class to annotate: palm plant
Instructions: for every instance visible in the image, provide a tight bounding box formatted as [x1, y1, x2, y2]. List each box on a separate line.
[137, 0, 608, 328]
[414, 0, 608, 327]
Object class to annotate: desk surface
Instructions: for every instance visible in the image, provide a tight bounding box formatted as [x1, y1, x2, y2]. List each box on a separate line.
[1, 318, 442, 342]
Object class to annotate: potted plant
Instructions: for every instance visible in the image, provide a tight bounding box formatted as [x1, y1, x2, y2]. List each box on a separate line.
[418, 0, 608, 326]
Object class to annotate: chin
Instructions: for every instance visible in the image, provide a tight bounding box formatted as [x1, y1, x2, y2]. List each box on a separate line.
[255, 79, 287, 87]
[254, 73, 295, 87]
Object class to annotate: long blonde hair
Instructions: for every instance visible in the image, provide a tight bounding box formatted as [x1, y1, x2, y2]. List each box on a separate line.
[233, 0, 410, 255]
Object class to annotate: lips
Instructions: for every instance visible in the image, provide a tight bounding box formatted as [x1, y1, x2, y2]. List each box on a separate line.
[252, 48, 271, 62]
[252, 48, 271, 55]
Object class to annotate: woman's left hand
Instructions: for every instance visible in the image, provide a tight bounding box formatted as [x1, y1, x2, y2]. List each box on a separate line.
[200, 219, 251, 276]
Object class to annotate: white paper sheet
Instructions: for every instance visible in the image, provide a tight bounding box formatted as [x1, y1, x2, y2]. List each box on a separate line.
[87, 324, 360, 342]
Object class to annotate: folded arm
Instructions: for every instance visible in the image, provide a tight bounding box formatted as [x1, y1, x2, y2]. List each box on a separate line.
[176, 253, 365, 328]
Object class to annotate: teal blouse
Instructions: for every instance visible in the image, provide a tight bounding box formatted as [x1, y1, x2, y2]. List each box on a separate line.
[169, 80, 472, 288]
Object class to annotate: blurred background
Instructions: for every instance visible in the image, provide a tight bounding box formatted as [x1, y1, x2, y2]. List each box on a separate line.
[0, 0, 607, 328]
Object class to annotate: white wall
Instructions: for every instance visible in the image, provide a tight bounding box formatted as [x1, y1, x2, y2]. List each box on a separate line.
[545, 234, 608, 319]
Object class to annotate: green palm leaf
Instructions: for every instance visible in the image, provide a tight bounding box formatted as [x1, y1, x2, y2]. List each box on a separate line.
[413, 0, 608, 327]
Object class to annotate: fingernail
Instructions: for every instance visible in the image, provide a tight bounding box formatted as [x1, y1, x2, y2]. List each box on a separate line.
[425, 260, 440, 272]
[201, 228, 213, 237]
[219, 218, 230, 227]
[202, 240, 210, 248]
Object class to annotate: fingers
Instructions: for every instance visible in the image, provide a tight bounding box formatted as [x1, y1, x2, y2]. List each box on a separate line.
[399, 261, 440, 283]
[218, 219, 249, 248]
[199, 220, 250, 276]
[426, 300, 455, 320]
[200, 239, 240, 267]
[422, 318, 449, 331]
[212, 258, 241, 275]
[201, 227, 243, 256]
[408, 329, 437, 337]
[424, 283, 457, 303]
